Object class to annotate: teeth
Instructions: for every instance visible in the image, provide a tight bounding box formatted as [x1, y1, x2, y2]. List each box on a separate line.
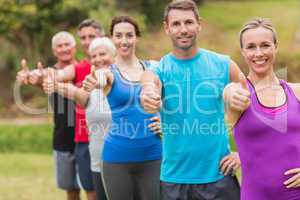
[254, 60, 266, 65]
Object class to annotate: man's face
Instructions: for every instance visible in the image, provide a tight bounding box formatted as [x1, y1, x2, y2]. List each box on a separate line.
[52, 38, 76, 63]
[164, 9, 201, 51]
[78, 26, 101, 55]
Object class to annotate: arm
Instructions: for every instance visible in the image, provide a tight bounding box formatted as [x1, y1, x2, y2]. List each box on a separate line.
[229, 59, 243, 83]
[140, 71, 162, 114]
[55, 82, 90, 107]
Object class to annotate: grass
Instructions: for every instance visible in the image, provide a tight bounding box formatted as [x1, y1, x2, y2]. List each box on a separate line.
[0, 153, 65, 200]
[0, 123, 52, 154]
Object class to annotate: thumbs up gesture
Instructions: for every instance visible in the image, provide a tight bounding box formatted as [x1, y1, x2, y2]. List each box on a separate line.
[224, 73, 250, 112]
[28, 61, 45, 85]
[83, 65, 99, 92]
[16, 58, 30, 85]
[42, 65, 57, 95]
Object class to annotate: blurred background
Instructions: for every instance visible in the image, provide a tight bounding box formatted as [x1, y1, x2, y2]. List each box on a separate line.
[0, 0, 299, 199]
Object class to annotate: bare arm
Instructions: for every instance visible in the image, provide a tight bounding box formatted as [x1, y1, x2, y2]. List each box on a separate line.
[140, 71, 162, 113]
[229, 59, 243, 83]
[55, 82, 90, 107]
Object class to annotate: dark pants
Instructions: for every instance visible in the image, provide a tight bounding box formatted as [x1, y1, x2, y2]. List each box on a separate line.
[102, 160, 161, 200]
[92, 172, 107, 200]
[161, 175, 240, 200]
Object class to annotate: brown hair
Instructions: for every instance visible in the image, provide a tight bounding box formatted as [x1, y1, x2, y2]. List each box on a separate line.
[110, 16, 141, 37]
[78, 19, 105, 35]
[239, 17, 278, 48]
[164, 0, 200, 23]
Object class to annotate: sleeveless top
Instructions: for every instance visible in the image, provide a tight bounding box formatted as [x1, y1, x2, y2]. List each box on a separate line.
[102, 61, 162, 163]
[234, 79, 300, 200]
[86, 69, 111, 172]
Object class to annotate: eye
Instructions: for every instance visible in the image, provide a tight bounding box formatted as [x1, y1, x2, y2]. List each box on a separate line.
[172, 21, 180, 27]
[185, 20, 194, 25]
[245, 44, 256, 50]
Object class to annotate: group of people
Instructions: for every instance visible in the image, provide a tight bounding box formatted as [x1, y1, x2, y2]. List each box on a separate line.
[15, 0, 300, 200]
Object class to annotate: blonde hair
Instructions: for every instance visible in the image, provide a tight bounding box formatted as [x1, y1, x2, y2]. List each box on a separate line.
[239, 17, 278, 48]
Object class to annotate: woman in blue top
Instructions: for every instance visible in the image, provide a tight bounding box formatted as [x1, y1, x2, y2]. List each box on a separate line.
[83, 16, 162, 200]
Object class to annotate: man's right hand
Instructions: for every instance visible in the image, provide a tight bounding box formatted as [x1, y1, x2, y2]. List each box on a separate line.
[16, 59, 30, 85]
[28, 62, 44, 85]
[224, 73, 250, 112]
[140, 83, 161, 114]
[42, 68, 56, 95]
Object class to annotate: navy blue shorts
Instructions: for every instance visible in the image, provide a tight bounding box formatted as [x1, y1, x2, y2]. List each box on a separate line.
[75, 142, 94, 191]
[161, 175, 240, 200]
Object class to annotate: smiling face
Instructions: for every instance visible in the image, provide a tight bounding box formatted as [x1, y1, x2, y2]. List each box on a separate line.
[111, 22, 138, 58]
[52, 38, 76, 63]
[78, 26, 101, 55]
[241, 27, 277, 76]
[164, 9, 201, 51]
[89, 45, 114, 69]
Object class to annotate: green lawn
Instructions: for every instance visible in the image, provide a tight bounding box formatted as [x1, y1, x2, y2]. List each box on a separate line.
[0, 153, 65, 200]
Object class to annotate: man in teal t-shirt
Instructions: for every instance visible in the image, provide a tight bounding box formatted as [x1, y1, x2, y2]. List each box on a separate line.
[141, 0, 242, 199]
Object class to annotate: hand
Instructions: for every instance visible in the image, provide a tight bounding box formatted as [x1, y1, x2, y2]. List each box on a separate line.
[225, 73, 250, 112]
[148, 116, 162, 136]
[220, 152, 240, 176]
[28, 61, 44, 85]
[140, 83, 161, 114]
[16, 58, 30, 85]
[42, 68, 56, 95]
[83, 72, 97, 92]
[284, 168, 300, 188]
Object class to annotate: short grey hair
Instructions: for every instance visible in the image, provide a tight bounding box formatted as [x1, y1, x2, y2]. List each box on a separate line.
[88, 37, 116, 56]
[52, 31, 76, 49]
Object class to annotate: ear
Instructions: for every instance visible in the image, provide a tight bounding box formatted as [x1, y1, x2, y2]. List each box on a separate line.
[198, 21, 202, 32]
[163, 21, 169, 36]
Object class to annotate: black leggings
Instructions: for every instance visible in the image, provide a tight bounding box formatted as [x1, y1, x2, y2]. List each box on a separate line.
[92, 172, 107, 200]
[102, 160, 161, 200]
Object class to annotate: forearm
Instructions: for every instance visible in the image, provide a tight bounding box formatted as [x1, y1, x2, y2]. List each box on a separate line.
[55, 82, 78, 100]
[141, 71, 161, 92]
[74, 88, 90, 107]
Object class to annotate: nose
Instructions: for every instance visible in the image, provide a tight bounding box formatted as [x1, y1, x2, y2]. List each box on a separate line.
[254, 47, 264, 56]
[120, 36, 128, 44]
[179, 23, 188, 34]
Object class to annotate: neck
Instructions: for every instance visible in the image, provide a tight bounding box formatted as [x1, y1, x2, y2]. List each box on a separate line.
[248, 70, 279, 88]
[172, 46, 198, 59]
[56, 59, 76, 69]
[115, 54, 139, 68]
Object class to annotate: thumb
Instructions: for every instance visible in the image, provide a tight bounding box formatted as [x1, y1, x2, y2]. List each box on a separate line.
[239, 73, 248, 90]
[37, 61, 44, 70]
[21, 58, 29, 71]
[91, 65, 97, 79]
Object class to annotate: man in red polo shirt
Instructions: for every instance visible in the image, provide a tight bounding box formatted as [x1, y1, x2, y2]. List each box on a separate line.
[41, 19, 104, 200]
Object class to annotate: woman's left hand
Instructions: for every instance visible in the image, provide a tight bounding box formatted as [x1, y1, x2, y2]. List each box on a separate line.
[284, 168, 300, 188]
[220, 152, 240, 176]
[148, 116, 162, 136]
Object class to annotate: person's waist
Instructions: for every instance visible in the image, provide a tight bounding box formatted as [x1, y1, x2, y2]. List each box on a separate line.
[106, 133, 161, 148]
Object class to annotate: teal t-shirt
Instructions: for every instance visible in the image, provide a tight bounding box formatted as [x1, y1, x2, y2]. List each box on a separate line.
[153, 48, 231, 184]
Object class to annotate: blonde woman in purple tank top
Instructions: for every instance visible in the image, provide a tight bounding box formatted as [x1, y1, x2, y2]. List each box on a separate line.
[223, 18, 300, 200]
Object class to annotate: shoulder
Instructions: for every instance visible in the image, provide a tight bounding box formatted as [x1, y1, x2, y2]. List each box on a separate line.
[287, 82, 300, 99]
[201, 48, 230, 61]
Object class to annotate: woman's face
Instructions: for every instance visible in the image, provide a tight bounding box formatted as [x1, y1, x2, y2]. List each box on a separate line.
[89, 46, 114, 69]
[112, 22, 138, 57]
[241, 27, 277, 76]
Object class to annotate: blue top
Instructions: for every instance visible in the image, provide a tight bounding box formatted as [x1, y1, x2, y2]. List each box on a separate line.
[102, 61, 162, 163]
[152, 48, 231, 184]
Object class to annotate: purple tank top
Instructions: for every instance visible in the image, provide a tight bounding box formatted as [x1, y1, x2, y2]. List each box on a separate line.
[234, 79, 300, 200]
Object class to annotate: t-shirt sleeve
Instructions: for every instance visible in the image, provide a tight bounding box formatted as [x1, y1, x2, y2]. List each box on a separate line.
[148, 60, 163, 82]
[215, 53, 230, 86]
